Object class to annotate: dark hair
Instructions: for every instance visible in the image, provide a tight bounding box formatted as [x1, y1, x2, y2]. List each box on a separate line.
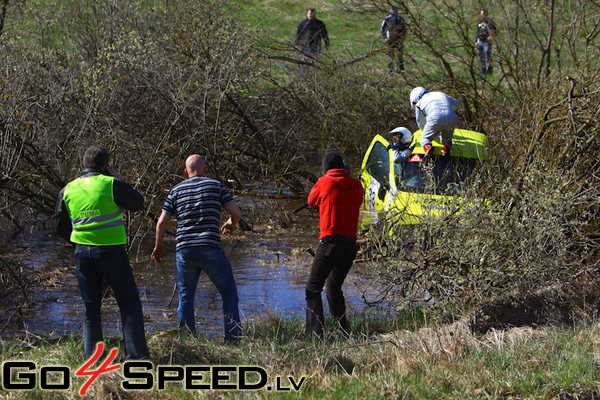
[308, 8, 316, 12]
[82, 145, 110, 170]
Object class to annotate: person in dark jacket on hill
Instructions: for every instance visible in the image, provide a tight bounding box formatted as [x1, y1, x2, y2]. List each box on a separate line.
[305, 151, 364, 338]
[295, 8, 329, 77]
[295, 8, 329, 56]
[475, 9, 498, 74]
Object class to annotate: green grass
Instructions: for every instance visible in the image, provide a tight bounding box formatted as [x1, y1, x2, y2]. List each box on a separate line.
[2, 315, 600, 399]
[228, 0, 396, 82]
[1, 0, 510, 94]
[2, 1, 600, 398]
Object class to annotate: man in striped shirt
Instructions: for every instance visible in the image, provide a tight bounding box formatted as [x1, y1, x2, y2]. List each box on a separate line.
[151, 154, 243, 342]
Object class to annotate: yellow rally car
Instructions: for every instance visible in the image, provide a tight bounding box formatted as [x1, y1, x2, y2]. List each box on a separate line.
[359, 129, 488, 225]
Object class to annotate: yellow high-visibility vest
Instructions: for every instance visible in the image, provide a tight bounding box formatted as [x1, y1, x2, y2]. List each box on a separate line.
[63, 174, 126, 245]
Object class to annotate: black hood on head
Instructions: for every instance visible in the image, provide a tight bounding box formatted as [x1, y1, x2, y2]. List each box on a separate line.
[322, 151, 350, 172]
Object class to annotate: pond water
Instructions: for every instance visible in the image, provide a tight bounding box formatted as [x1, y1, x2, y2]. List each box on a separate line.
[4, 202, 378, 340]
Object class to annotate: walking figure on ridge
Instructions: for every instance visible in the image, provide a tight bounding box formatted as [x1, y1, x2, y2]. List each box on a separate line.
[475, 9, 498, 74]
[381, 5, 407, 73]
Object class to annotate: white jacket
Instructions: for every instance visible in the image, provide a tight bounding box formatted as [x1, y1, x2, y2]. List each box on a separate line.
[415, 92, 459, 130]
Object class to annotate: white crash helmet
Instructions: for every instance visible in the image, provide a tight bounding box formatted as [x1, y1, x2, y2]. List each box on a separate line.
[410, 87, 428, 109]
[389, 127, 412, 145]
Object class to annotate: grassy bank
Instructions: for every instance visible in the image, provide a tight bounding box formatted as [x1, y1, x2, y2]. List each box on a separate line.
[1, 313, 599, 399]
[2, 1, 600, 397]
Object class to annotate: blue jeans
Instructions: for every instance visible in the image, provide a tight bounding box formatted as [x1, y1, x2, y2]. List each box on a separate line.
[74, 244, 149, 360]
[176, 246, 241, 340]
[477, 39, 492, 74]
[300, 44, 322, 78]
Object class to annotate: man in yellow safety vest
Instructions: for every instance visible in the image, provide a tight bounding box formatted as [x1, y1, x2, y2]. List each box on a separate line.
[55, 145, 149, 360]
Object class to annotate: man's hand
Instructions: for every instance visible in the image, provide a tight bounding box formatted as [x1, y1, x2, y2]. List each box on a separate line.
[222, 202, 242, 235]
[104, 165, 122, 179]
[151, 245, 164, 263]
[221, 218, 237, 234]
[152, 212, 171, 263]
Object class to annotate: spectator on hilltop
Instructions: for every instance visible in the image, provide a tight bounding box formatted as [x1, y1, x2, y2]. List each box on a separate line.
[381, 5, 407, 73]
[475, 9, 498, 74]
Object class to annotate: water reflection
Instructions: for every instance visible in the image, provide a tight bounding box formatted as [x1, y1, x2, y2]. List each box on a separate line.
[7, 223, 369, 339]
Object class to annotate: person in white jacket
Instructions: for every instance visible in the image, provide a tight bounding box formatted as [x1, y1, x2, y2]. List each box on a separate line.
[409, 87, 459, 157]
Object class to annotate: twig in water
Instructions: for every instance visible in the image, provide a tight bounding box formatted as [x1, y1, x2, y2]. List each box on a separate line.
[167, 282, 177, 307]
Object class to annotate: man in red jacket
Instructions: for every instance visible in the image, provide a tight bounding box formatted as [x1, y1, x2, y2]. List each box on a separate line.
[306, 151, 364, 338]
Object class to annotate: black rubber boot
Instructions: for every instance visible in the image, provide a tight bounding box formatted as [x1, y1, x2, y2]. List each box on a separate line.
[305, 297, 324, 339]
[328, 296, 348, 333]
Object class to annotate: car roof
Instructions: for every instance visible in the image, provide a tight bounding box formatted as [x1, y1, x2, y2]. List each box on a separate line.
[412, 129, 487, 159]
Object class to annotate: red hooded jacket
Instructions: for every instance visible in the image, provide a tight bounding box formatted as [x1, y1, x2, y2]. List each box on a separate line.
[308, 169, 364, 239]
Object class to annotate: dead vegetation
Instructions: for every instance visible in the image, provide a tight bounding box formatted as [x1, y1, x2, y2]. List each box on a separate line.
[0, 0, 599, 334]
[0, 256, 35, 333]
[469, 269, 600, 334]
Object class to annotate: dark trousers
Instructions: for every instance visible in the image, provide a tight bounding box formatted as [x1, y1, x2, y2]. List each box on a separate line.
[75, 244, 149, 360]
[305, 235, 357, 337]
[387, 42, 405, 72]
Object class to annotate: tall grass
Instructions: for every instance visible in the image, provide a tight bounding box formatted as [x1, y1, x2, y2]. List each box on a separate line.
[1, 316, 599, 399]
[1, 1, 600, 396]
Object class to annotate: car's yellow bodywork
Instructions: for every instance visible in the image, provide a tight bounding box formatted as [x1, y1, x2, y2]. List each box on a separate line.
[359, 129, 487, 225]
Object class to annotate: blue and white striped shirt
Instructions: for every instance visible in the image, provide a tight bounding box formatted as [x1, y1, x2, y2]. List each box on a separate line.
[162, 176, 235, 251]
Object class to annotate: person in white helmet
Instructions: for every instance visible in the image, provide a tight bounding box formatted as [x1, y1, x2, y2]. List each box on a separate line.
[409, 87, 459, 157]
[387, 127, 413, 164]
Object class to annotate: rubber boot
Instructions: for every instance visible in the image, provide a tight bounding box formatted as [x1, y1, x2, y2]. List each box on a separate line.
[328, 296, 348, 333]
[305, 297, 324, 339]
[337, 314, 348, 333]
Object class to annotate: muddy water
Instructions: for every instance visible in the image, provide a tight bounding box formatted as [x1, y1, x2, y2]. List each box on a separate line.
[7, 204, 372, 339]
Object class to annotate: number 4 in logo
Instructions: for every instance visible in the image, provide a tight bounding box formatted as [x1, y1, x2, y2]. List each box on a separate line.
[75, 342, 121, 396]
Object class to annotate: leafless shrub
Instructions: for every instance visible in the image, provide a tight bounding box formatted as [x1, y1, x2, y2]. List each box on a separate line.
[0, 0, 275, 236]
[0, 255, 35, 332]
[322, 0, 600, 322]
[361, 71, 600, 320]
[0, 0, 599, 324]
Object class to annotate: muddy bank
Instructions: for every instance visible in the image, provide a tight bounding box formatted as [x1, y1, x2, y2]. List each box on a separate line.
[469, 269, 600, 334]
